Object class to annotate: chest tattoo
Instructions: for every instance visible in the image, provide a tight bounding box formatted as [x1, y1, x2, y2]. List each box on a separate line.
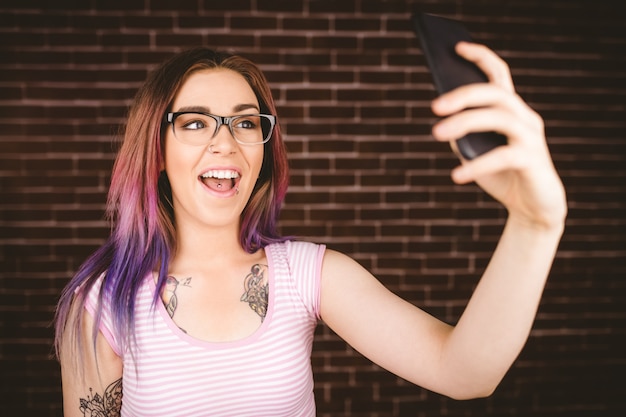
[240, 264, 269, 321]
[161, 275, 192, 319]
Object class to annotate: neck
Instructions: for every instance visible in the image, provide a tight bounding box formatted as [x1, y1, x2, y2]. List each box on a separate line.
[171, 220, 250, 271]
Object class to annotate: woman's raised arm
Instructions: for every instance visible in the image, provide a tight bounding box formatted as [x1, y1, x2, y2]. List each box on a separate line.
[320, 41, 566, 400]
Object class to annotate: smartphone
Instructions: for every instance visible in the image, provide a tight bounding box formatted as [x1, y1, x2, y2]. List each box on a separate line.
[412, 12, 507, 160]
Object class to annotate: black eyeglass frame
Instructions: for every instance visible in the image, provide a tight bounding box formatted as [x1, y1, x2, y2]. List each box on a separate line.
[165, 111, 276, 145]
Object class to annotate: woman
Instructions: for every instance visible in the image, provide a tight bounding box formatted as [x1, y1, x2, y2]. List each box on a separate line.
[55, 43, 567, 416]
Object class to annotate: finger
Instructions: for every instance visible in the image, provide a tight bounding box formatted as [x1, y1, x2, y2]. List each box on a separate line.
[432, 107, 530, 144]
[451, 145, 520, 184]
[432, 83, 527, 118]
[455, 42, 515, 93]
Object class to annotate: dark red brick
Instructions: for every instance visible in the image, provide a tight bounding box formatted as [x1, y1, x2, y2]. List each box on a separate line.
[2, 2, 626, 416]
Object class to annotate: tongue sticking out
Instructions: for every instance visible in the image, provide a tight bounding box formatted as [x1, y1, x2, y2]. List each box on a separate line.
[203, 177, 235, 192]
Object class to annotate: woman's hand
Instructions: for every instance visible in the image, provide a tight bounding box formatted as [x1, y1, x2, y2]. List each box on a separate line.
[431, 42, 567, 230]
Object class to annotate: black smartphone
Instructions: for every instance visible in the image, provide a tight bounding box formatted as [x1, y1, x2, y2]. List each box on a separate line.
[412, 12, 507, 160]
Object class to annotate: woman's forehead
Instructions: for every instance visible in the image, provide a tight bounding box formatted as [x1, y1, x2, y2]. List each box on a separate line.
[172, 68, 258, 114]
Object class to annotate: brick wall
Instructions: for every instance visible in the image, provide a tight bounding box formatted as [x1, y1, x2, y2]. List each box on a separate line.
[1, 1, 625, 415]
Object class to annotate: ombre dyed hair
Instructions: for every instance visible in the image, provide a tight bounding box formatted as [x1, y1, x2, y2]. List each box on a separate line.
[55, 47, 289, 362]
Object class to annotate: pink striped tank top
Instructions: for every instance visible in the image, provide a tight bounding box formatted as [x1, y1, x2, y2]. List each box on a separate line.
[85, 240, 326, 416]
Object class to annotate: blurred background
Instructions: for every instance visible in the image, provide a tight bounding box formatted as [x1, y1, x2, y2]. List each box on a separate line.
[1, 0, 625, 415]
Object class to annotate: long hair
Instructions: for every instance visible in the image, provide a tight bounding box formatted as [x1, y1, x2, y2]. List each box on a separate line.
[54, 47, 289, 363]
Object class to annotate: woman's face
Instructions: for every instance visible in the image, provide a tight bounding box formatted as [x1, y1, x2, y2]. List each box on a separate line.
[164, 68, 265, 233]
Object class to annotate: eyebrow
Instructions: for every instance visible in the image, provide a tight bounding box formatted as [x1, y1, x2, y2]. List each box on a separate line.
[176, 103, 260, 114]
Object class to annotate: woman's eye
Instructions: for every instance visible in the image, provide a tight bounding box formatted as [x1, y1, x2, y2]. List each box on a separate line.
[236, 119, 257, 129]
[182, 120, 206, 130]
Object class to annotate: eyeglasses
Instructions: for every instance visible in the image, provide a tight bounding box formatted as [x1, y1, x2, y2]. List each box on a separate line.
[165, 112, 276, 146]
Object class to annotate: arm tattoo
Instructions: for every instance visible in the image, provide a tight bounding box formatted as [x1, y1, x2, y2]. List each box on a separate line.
[162, 276, 192, 318]
[79, 378, 122, 416]
[241, 264, 269, 321]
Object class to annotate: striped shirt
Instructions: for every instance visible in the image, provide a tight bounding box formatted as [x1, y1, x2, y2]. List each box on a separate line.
[85, 240, 326, 416]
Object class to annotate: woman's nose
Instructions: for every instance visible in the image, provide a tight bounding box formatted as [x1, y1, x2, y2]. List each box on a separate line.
[208, 123, 237, 154]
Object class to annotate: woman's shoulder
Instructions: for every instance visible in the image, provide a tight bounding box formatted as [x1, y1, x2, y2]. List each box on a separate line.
[79, 270, 153, 310]
[270, 238, 325, 252]
[265, 239, 327, 265]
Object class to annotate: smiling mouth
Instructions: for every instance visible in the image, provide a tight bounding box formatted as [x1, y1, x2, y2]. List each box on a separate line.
[200, 169, 240, 192]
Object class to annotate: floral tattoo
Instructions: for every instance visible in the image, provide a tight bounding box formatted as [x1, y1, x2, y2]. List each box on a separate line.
[79, 378, 122, 416]
[241, 264, 269, 321]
